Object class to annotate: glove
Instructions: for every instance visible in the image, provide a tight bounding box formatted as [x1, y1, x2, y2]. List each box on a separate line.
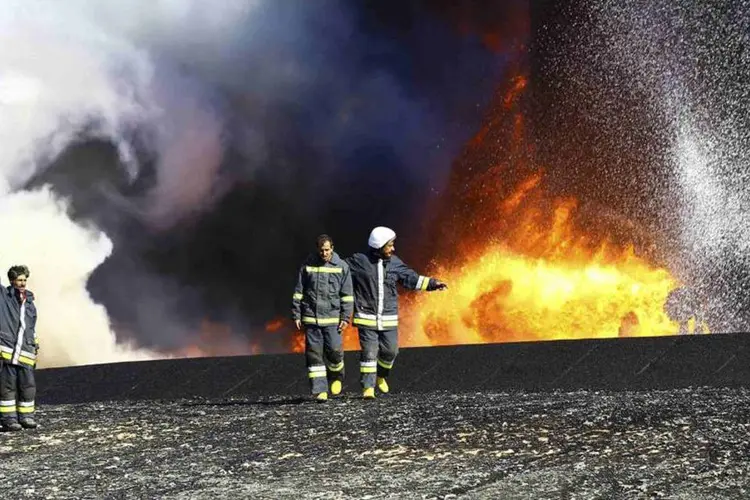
[431, 279, 448, 291]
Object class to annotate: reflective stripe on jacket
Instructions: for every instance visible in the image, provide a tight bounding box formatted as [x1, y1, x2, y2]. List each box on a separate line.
[292, 252, 353, 325]
[0, 287, 38, 368]
[347, 250, 437, 331]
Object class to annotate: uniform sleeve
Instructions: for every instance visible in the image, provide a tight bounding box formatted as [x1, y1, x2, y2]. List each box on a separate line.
[345, 255, 356, 270]
[33, 300, 39, 347]
[394, 259, 439, 291]
[291, 265, 304, 320]
[340, 264, 354, 321]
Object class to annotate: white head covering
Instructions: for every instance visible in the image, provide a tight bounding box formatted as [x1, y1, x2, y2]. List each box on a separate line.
[368, 226, 396, 249]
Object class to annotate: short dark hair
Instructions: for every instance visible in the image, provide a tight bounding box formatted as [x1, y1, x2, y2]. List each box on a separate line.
[316, 234, 333, 248]
[8, 265, 30, 281]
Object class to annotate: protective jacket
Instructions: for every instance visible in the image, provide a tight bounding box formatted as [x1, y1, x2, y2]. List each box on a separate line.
[292, 252, 354, 326]
[347, 250, 439, 330]
[0, 287, 38, 368]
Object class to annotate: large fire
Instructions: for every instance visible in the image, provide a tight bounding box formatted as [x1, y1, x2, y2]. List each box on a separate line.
[285, 69, 685, 354]
[400, 185, 679, 346]
[174, 66, 691, 360]
[397, 70, 684, 346]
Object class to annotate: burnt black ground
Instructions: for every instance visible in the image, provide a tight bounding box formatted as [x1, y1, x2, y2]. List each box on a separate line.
[3, 334, 750, 498]
[2, 389, 750, 499]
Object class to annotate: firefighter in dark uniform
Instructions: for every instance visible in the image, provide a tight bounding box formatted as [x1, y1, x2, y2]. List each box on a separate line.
[292, 235, 354, 400]
[347, 227, 447, 399]
[0, 265, 39, 431]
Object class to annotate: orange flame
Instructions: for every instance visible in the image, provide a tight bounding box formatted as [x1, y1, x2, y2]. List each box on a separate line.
[400, 183, 679, 346]
[265, 318, 284, 333]
[396, 67, 685, 347]
[169, 319, 263, 358]
[291, 331, 305, 353]
[168, 63, 690, 360]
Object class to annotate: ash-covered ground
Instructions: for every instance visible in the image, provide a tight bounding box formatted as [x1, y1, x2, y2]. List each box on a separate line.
[2, 387, 750, 499]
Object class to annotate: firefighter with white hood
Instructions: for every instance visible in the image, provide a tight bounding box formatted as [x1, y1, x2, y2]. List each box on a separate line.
[347, 227, 447, 399]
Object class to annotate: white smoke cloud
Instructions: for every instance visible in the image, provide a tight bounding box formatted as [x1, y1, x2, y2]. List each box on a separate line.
[0, 0, 258, 366]
[0, 189, 153, 367]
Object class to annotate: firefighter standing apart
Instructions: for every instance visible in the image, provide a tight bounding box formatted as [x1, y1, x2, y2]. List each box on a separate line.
[292, 235, 354, 400]
[0, 265, 39, 431]
[348, 227, 447, 399]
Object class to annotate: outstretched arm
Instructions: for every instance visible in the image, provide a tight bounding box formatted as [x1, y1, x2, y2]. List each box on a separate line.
[394, 260, 447, 291]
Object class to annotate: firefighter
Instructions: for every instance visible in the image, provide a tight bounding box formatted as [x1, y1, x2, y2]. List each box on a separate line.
[292, 235, 354, 400]
[348, 226, 447, 399]
[0, 265, 39, 431]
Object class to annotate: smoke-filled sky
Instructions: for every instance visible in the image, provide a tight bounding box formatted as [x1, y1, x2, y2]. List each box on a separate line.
[0, 0, 522, 366]
[3, 0, 749, 367]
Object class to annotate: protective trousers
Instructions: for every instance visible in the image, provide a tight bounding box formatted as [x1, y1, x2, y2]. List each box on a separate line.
[305, 325, 344, 394]
[358, 328, 398, 389]
[0, 362, 36, 424]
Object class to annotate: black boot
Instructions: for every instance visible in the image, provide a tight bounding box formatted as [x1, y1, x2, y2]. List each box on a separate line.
[19, 418, 38, 429]
[2, 420, 22, 432]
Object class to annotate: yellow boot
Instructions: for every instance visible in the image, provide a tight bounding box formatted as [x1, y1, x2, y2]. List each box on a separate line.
[363, 387, 376, 399]
[330, 380, 342, 396]
[315, 392, 328, 401]
[377, 377, 389, 394]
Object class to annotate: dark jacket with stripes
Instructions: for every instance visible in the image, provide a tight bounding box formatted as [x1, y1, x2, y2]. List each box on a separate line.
[292, 252, 354, 326]
[0, 287, 38, 368]
[347, 250, 439, 331]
